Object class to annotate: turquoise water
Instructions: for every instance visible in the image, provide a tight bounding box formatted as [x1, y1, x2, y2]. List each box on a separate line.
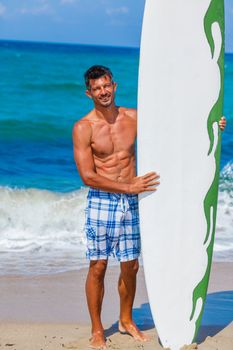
[0, 40, 231, 192]
[0, 40, 232, 275]
[0, 40, 139, 192]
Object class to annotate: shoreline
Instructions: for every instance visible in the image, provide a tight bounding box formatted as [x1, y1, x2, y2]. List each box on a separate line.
[0, 262, 232, 349]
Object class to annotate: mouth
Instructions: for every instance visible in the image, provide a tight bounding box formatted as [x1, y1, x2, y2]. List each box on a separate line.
[100, 96, 111, 102]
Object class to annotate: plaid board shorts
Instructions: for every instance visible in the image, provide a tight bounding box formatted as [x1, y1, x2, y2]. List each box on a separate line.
[84, 188, 141, 262]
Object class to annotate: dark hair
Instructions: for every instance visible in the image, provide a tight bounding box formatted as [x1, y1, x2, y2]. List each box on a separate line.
[84, 65, 113, 89]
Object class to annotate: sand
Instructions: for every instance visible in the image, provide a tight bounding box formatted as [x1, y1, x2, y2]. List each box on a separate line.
[0, 262, 232, 350]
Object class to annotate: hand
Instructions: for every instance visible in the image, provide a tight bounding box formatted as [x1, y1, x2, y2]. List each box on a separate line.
[219, 116, 226, 131]
[129, 172, 160, 194]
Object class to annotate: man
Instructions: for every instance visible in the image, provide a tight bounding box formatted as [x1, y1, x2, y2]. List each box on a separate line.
[73, 65, 226, 349]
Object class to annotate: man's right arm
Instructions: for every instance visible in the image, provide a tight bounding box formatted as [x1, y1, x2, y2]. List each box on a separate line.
[72, 121, 159, 194]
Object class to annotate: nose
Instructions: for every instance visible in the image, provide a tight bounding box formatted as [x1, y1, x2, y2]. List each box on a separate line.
[100, 86, 107, 95]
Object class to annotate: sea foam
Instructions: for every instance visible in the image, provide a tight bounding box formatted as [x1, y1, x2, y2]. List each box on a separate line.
[0, 166, 232, 275]
[0, 187, 89, 275]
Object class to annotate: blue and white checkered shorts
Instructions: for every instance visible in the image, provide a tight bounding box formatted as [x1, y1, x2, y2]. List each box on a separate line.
[84, 188, 141, 262]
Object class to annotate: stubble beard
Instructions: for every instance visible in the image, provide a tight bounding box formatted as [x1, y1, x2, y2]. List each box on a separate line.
[98, 95, 114, 108]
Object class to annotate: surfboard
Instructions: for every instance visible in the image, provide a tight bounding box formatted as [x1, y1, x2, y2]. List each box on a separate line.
[137, 1, 224, 349]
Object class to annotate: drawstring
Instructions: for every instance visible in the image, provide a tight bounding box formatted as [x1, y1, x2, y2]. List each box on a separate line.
[120, 194, 130, 213]
[110, 193, 131, 214]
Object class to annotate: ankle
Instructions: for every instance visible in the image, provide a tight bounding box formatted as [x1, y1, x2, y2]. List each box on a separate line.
[119, 318, 133, 326]
[92, 327, 104, 335]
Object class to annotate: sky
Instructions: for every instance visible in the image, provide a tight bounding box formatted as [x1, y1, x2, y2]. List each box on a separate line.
[0, 0, 232, 52]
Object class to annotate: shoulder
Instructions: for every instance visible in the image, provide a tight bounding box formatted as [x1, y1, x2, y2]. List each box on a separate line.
[72, 114, 92, 143]
[120, 107, 137, 121]
[73, 112, 93, 134]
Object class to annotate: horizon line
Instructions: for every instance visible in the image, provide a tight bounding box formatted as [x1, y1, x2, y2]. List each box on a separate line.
[0, 38, 232, 54]
[0, 38, 140, 50]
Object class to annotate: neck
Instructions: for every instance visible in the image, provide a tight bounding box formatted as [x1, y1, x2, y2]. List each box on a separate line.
[95, 103, 118, 123]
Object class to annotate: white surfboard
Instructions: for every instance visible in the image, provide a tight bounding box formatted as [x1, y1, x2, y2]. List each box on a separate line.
[137, 1, 224, 349]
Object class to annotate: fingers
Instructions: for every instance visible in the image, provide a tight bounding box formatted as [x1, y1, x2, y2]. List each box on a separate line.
[141, 172, 160, 193]
[131, 171, 160, 194]
[143, 180, 160, 193]
[219, 124, 225, 130]
[219, 116, 226, 131]
[142, 172, 160, 180]
[144, 187, 157, 192]
[145, 180, 160, 187]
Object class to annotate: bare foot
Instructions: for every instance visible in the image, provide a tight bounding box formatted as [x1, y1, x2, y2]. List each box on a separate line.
[119, 320, 151, 342]
[89, 330, 107, 349]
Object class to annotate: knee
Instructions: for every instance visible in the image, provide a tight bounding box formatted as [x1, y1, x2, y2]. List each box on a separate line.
[89, 260, 107, 281]
[132, 259, 139, 274]
[121, 259, 139, 276]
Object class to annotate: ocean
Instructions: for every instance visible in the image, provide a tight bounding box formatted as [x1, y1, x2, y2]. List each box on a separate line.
[0, 40, 232, 275]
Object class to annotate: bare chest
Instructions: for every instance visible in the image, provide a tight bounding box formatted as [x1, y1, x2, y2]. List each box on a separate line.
[90, 120, 136, 158]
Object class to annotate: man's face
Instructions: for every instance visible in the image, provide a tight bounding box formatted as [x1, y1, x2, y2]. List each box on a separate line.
[86, 75, 117, 108]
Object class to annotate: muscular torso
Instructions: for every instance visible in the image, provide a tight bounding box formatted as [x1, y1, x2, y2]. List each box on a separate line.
[84, 107, 136, 183]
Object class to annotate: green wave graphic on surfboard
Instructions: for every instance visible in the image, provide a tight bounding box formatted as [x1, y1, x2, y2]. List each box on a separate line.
[190, 0, 224, 341]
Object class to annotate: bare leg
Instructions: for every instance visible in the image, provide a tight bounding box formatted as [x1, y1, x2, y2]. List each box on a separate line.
[85, 259, 108, 349]
[118, 259, 150, 342]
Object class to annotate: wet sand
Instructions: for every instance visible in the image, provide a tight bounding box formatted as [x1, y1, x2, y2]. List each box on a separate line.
[0, 262, 232, 349]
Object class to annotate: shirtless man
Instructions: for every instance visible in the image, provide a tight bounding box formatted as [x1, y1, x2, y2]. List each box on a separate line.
[72, 65, 226, 349]
[72, 65, 159, 348]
